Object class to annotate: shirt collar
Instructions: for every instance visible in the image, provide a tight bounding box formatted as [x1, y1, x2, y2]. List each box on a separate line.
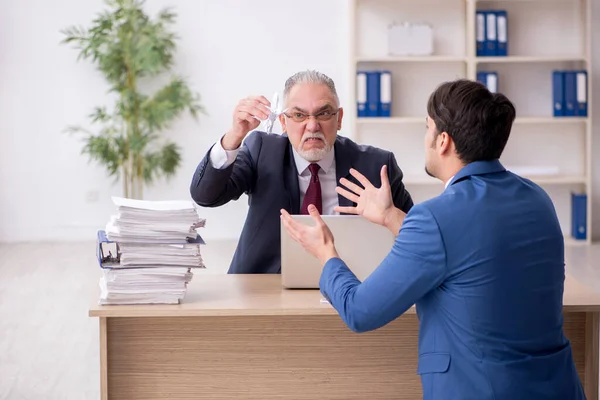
[444, 160, 506, 189]
[445, 175, 454, 189]
[292, 146, 335, 175]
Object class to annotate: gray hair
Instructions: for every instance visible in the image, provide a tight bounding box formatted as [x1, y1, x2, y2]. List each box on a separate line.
[283, 70, 339, 106]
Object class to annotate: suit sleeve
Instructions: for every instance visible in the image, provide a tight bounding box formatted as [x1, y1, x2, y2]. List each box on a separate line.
[319, 204, 447, 333]
[189, 132, 262, 207]
[387, 152, 414, 213]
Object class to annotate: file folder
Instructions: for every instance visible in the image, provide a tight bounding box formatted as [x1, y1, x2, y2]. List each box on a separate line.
[380, 70, 392, 117]
[485, 11, 497, 56]
[552, 71, 565, 117]
[97, 229, 120, 268]
[476, 71, 498, 93]
[495, 10, 508, 56]
[486, 72, 498, 93]
[571, 193, 587, 240]
[564, 71, 576, 116]
[575, 70, 588, 117]
[476, 11, 486, 57]
[97, 229, 205, 269]
[476, 72, 487, 85]
[356, 71, 367, 117]
[366, 71, 381, 117]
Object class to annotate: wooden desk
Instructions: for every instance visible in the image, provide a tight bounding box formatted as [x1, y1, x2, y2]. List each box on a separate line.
[90, 252, 600, 400]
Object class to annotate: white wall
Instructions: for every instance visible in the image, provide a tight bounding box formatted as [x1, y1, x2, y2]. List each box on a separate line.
[0, 0, 350, 242]
[1, 0, 600, 243]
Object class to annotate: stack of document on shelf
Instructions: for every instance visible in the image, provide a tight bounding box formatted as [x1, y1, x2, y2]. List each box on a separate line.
[96, 196, 206, 305]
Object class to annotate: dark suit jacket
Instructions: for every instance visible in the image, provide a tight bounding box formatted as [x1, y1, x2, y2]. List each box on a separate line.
[190, 131, 414, 274]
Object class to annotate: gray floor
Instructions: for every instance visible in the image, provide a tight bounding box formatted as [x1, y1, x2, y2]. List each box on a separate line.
[0, 242, 101, 400]
[0, 240, 237, 400]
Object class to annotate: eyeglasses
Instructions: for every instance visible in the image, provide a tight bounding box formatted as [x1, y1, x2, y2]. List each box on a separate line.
[283, 108, 340, 123]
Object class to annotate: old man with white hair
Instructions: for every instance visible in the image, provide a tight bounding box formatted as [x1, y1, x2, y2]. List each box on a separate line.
[190, 70, 413, 274]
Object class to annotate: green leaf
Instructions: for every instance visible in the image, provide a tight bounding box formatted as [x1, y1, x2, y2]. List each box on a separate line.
[158, 142, 181, 176]
[140, 76, 203, 132]
[60, 0, 204, 196]
[81, 134, 122, 176]
[140, 142, 180, 183]
[88, 107, 110, 123]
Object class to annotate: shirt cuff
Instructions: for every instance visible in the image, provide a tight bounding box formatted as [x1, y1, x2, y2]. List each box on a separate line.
[209, 135, 240, 169]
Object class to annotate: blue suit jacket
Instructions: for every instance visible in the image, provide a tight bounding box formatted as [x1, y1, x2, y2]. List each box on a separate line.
[190, 131, 414, 274]
[320, 160, 585, 400]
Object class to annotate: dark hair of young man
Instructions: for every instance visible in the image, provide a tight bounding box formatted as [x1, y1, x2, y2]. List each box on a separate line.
[427, 79, 516, 164]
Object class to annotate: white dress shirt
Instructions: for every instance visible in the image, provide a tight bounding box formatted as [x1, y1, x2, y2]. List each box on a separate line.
[209, 138, 339, 214]
[445, 175, 454, 189]
[209, 138, 239, 169]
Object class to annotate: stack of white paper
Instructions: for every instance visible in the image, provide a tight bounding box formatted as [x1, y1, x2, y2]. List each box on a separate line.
[99, 267, 193, 305]
[106, 196, 205, 243]
[97, 196, 206, 305]
[118, 242, 204, 268]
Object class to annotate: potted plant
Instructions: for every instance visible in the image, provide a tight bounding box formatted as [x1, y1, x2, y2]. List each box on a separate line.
[61, 0, 202, 199]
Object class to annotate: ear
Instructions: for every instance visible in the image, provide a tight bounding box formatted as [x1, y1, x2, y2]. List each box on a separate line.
[438, 132, 452, 155]
[279, 114, 287, 132]
[337, 107, 344, 131]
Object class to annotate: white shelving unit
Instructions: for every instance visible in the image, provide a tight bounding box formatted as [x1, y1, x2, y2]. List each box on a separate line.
[347, 0, 592, 244]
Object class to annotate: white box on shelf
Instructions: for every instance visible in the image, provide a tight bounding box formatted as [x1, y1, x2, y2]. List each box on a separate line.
[388, 22, 434, 56]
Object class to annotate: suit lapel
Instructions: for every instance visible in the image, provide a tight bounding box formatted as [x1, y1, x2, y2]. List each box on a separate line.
[334, 139, 355, 209]
[283, 140, 301, 214]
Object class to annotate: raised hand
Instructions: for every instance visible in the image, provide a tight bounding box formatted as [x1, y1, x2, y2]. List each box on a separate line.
[280, 205, 339, 265]
[335, 165, 405, 232]
[221, 95, 272, 150]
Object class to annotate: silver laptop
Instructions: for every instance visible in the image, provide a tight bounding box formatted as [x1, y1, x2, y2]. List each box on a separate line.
[280, 215, 396, 289]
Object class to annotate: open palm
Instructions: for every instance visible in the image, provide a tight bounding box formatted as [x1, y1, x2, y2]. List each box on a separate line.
[335, 165, 394, 226]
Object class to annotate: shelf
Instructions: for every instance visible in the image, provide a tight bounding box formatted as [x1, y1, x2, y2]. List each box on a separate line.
[531, 176, 587, 185]
[358, 117, 588, 125]
[476, 56, 587, 64]
[351, 0, 592, 241]
[357, 117, 424, 124]
[357, 56, 587, 64]
[513, 117, 588, 124]
[404, 177, 443, 185]
[564, 236, 589, 247]
[476, 0, 583, 5]
[403, 175, 586, 186]
[357, 56, 466, 63]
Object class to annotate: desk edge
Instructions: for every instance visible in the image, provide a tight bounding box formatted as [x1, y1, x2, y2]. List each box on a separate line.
[87, 305, 600, 318]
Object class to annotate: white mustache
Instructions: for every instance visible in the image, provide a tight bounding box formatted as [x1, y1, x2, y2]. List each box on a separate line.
[301, 132, 325, 144]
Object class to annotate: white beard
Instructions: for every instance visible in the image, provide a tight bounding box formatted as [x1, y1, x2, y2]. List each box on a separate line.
[295, 132, 332, 162]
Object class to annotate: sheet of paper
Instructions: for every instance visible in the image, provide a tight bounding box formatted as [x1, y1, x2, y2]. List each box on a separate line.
[111, 196, 197, 211]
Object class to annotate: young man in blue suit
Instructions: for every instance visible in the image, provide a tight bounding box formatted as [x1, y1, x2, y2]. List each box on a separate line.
[281, 79, 586, 400]
[190, 70, 413, 274]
